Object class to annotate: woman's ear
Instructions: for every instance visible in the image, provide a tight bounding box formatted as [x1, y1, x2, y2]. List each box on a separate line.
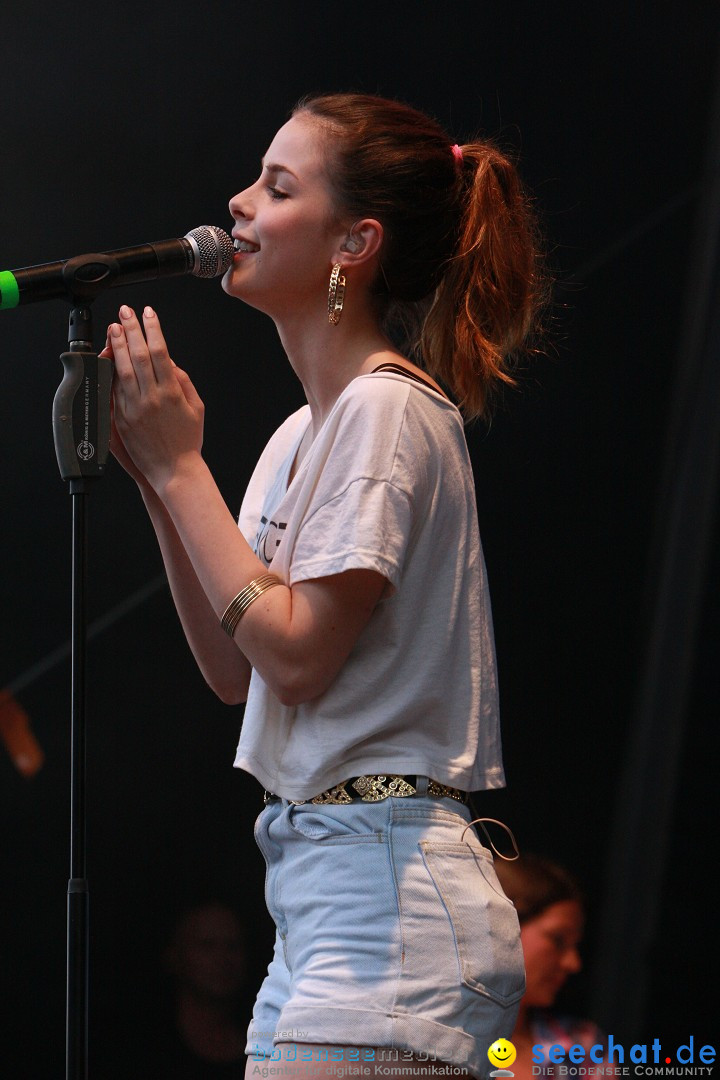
[335, 218, 383, 267]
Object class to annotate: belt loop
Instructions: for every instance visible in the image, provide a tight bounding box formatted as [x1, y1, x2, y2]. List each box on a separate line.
[415, 776, 429, 795]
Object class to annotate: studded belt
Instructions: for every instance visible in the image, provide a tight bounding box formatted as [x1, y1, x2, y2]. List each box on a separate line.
[263, 774, 468, 806]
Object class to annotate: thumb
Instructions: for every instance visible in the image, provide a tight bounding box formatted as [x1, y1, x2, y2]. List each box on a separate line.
[98, 330, 114, 360]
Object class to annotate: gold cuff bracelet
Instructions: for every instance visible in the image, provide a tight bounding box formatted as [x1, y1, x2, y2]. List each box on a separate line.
[220, 573, 283, 638]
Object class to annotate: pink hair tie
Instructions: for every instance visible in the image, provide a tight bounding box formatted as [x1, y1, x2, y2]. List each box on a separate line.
[451, 143, 463, 166]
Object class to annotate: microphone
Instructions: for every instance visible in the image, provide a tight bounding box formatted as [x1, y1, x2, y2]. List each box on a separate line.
[0, 225, 234, 310]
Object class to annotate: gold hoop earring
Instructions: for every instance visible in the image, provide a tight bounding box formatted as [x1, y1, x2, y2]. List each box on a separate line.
[328, 264, 346, 325]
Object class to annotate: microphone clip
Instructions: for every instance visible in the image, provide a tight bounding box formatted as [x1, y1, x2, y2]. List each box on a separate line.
[61, 253, 121, 304]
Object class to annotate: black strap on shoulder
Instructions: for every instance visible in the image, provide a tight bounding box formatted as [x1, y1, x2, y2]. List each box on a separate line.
[371, 362, 448, 398]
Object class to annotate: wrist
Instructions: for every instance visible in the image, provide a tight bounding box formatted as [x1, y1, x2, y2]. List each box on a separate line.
[153, 450, 208, 503]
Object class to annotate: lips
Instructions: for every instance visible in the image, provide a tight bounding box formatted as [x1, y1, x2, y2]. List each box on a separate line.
[233, 237, 260, 253]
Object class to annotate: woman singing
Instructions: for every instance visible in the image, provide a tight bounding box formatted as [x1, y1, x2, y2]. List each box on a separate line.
[105, 93, 545, 1079]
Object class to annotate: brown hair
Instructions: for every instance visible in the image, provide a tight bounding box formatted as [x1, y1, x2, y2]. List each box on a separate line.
[493, 854, 585, 924]
[293, 92, 547, 420]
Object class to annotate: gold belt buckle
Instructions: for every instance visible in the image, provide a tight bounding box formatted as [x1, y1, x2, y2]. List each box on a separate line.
[278, 774, 465, 806]
[351, 775, 417, 802]
[309, 774, 417, 804]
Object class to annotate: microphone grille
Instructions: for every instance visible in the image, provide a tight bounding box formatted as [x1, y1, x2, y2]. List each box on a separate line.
[184, 226, 234, 278]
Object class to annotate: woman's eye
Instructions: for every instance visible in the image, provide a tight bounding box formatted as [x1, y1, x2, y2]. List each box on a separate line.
[548, 933, 577, 952]
[267, 187, 288, 200]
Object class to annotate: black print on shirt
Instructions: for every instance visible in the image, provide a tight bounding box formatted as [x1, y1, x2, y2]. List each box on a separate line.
[255, 515, 287, 566]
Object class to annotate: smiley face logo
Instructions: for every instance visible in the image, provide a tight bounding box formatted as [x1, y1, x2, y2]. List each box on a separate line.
[488, 1038, 517, 1070]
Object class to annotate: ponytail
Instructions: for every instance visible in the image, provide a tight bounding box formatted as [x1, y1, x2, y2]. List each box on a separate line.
[422, 142, 546, 420]
[294, 94, 546, 419]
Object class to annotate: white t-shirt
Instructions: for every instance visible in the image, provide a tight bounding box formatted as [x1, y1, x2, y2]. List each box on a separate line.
[233, 371, 505, 801]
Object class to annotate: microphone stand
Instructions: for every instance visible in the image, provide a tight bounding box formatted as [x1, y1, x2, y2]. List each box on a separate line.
[52, 288, 113, 1080]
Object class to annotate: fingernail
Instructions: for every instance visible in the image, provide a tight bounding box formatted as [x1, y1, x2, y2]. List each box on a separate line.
[110, 323, 122, 338]
[143, 305, 155, 319]
[120, 305, 133, 319]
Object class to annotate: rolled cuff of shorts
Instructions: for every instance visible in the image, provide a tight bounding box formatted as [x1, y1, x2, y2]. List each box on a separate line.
[266, 1003, 515, 1079]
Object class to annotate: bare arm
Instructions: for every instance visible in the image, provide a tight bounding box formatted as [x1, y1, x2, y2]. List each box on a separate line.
[109, 306, 386, 705]
[138, 483, 253, 703]
[102, 340, 253, 701]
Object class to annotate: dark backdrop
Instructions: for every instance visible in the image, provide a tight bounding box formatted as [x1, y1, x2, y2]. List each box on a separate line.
[1, 2, 717, 1074]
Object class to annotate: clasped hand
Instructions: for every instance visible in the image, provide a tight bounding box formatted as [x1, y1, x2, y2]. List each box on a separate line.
[101, 305, 204, 494]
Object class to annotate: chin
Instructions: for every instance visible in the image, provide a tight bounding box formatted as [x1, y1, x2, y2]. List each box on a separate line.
[527, 987, 562, 1011]
[221, 267, 245, 298]
[221, 271, 270, 313]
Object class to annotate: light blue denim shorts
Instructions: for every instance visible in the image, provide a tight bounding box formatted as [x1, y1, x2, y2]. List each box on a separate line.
[246, 786, 525, 1079]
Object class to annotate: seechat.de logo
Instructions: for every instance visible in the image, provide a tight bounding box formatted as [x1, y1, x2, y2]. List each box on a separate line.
[530, 1035, 716, 1076]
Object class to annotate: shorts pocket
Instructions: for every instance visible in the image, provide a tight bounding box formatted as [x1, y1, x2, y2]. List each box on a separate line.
[288, 808, 385, 844]
[420, 841, 525, 1007]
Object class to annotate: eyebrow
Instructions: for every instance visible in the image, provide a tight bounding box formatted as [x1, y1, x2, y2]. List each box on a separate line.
[261, 160, 299, 180]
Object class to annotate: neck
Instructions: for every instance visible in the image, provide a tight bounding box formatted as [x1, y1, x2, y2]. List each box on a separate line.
[273, 299, 399, 432]
[514, 999, 533, 1040]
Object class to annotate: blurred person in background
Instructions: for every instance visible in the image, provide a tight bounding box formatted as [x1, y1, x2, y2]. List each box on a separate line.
[494, 854, 605, 1080]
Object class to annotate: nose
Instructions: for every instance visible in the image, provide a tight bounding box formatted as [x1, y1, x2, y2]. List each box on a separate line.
[562, 946, 582, 975]
[229, 184, 255, 221]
